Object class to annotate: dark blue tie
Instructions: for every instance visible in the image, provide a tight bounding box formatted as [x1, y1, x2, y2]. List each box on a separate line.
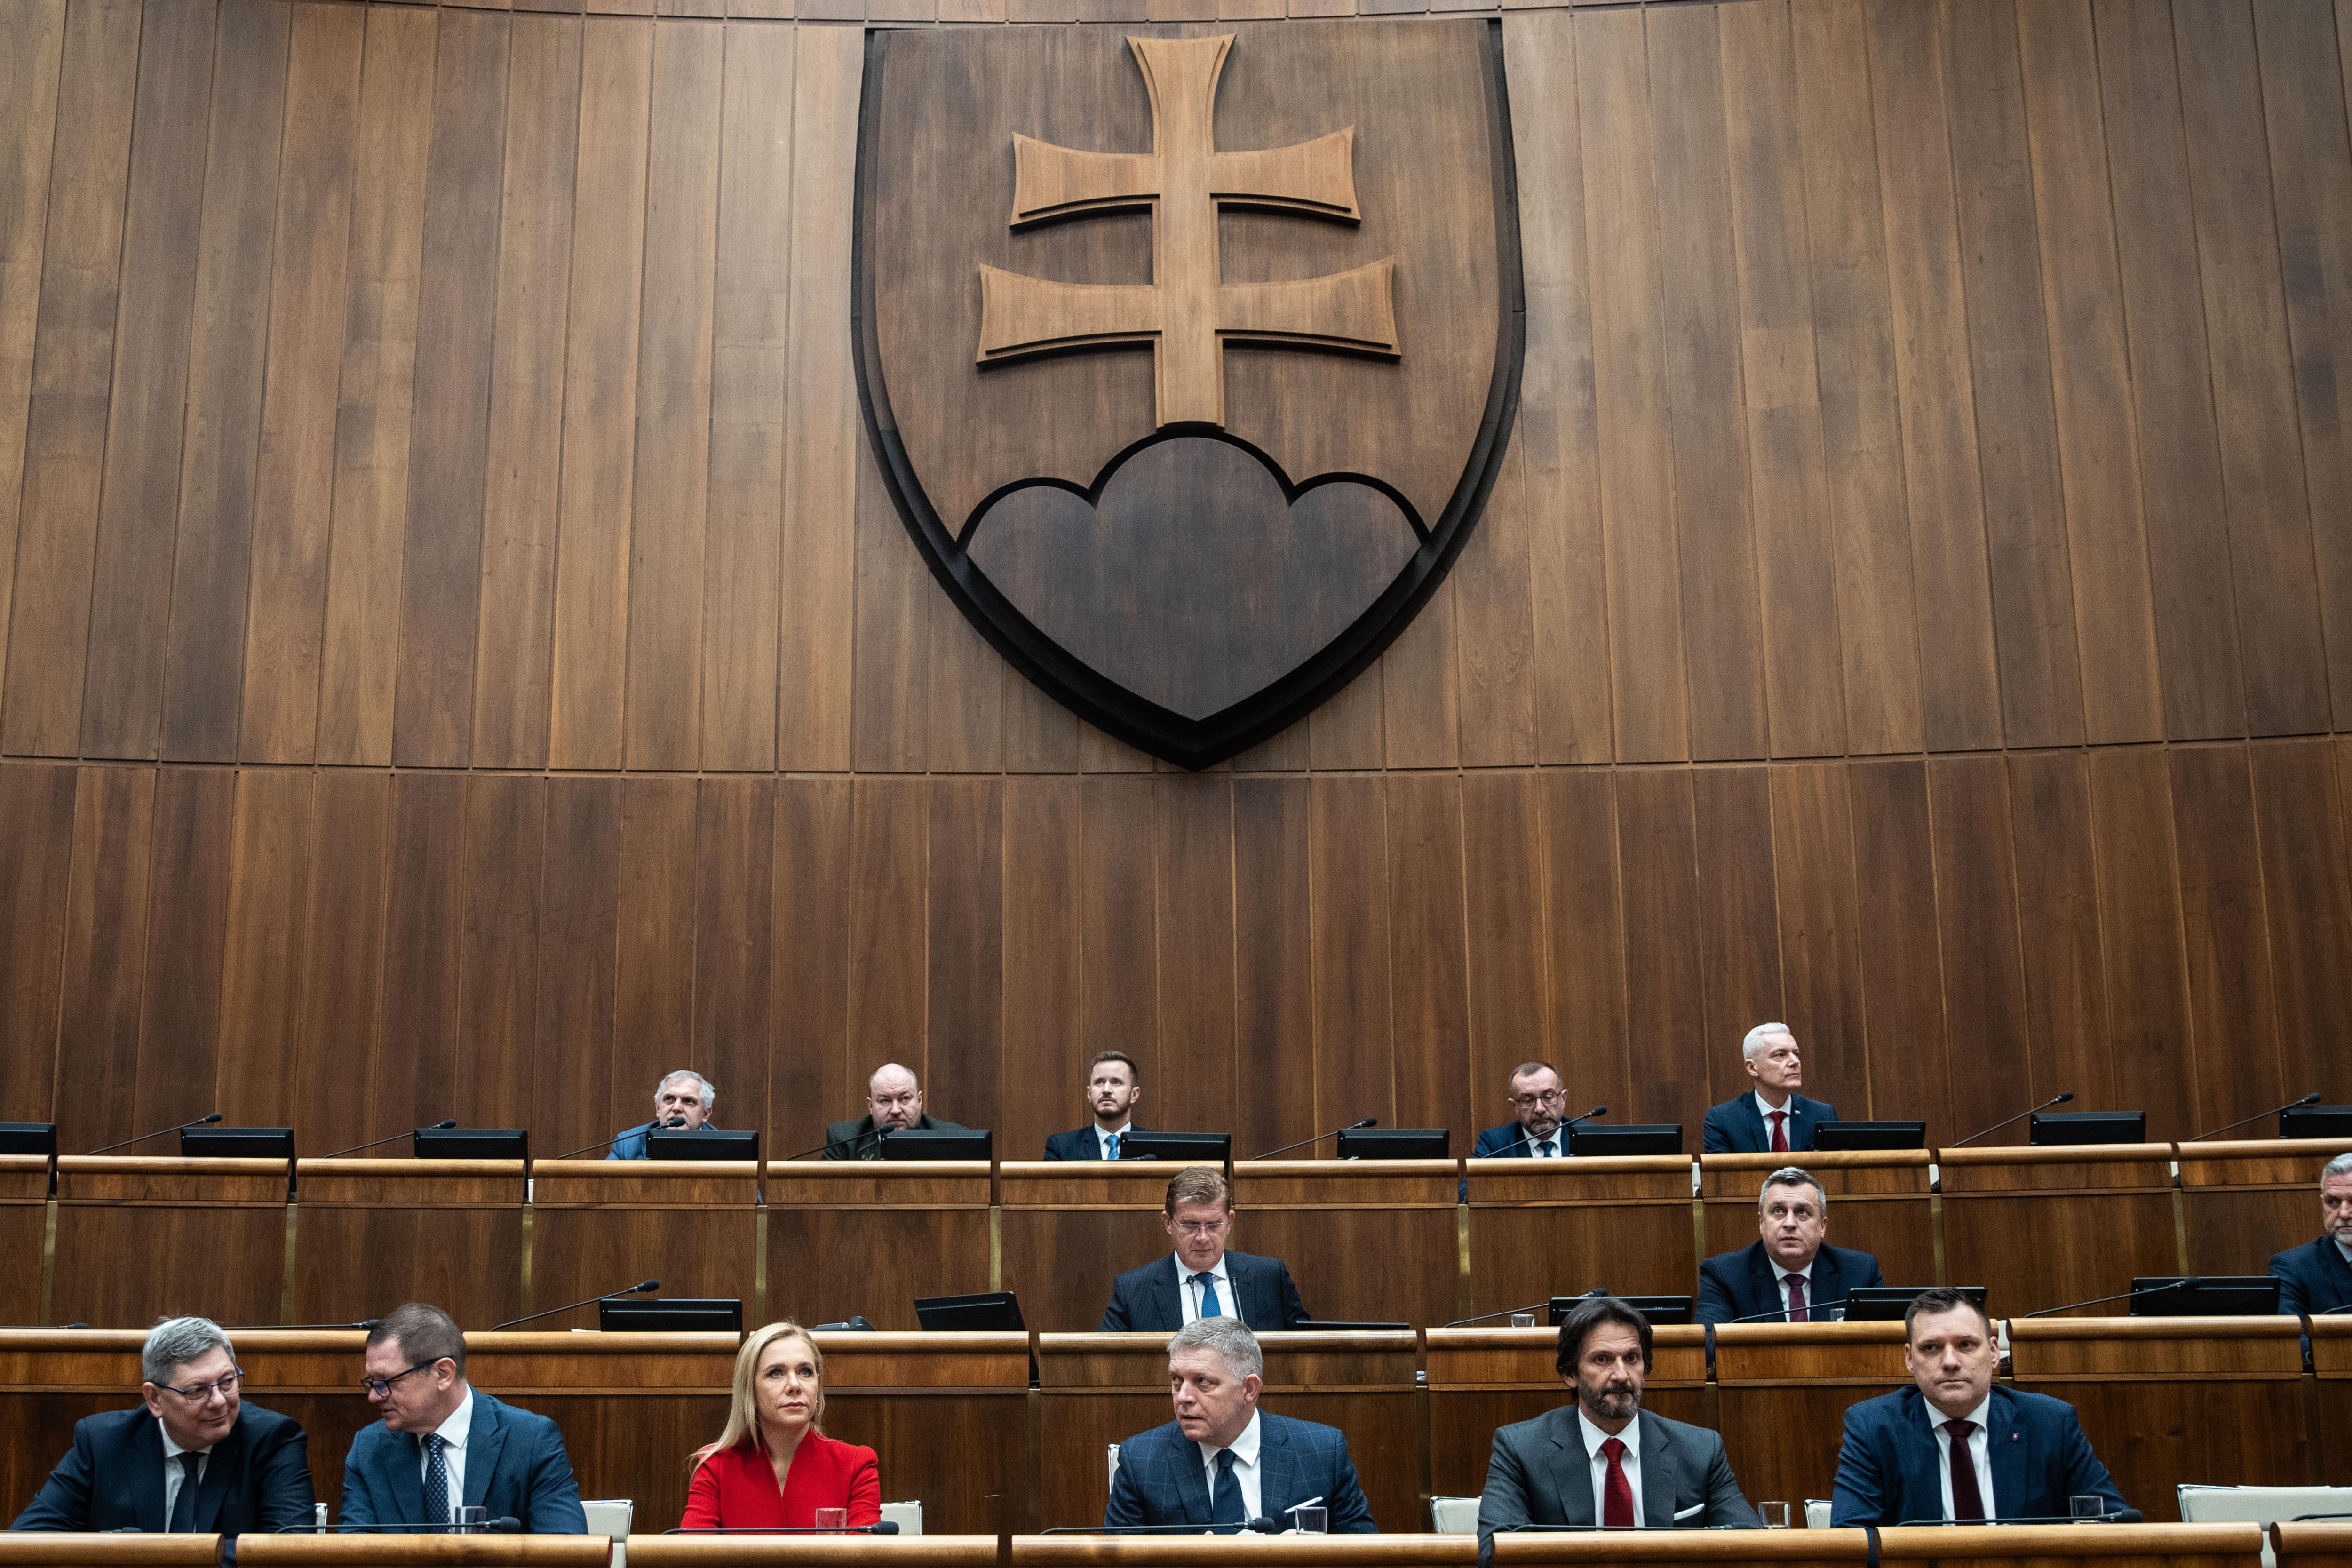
[167, 1453, 200, 1533]
[1210, 1448, 1245, 1528]
[1536, 1138, 1555, 1157]
[422, 1433, 451, 1527]
[1193, 1271, 1223, 1318]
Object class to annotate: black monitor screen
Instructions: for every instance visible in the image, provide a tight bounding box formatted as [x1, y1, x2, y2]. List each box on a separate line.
[597, 1297, 743, 1333]
[1566, 1124, 1683, 1157]
[1549, 1294, 1693, 1327]
[413, 1128, 527, 1161]
[914, 1291, 1025, 1331]
[1336, 1127, 1449, 1160]
[1812, 1120, 1927, 1152]
[1842, 1286, 1987, 1322]
[2029, 1111, 2146, 1146]
[645, 1129, 758, 1162]
[2281, 1105, 2352, 1141]
[1120, 1132, 1232, 1162]
[881, 1129, 993, 1162]
[183, 1127, 294, 1159]
[0, 1122, 56, 1157]
[2128, 1276, 2281, 1316]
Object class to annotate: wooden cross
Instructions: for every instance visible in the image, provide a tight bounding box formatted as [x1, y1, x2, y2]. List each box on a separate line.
[977, 34, 1399, 430]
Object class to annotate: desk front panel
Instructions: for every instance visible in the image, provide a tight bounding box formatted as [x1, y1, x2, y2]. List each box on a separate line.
[1235, 1163, 1461, 1330]
[2175, 1141, 2344, 1279]
[292, 1161, 528, 1332]
[526, 1164, 761, 1324]
[1710, 1323, 1912, 1515]
[1463, 1162, 1699, 1319]
[1000, 1165, 1201, 1334]
[1938, 1148, 2181, 1318]
[51, 1158, 291, 1328]
[1698, 1153, 1937, 1291]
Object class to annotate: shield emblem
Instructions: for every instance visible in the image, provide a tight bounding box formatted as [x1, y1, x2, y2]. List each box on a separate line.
[854, 20, 1524, 768]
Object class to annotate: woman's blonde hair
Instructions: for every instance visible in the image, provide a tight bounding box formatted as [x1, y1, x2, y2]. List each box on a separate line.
[700, 1321, 826, 1466]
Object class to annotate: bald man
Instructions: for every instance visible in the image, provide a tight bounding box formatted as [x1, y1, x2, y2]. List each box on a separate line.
[822, 1064, 968, 1161]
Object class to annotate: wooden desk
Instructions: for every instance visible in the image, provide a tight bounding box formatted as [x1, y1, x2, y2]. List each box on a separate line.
[763, 1164, 993, 1334]
[1937, 1147, 2183, 1318]
[293, 1161, 526, 1333]
[1016, 1541, 1477, 1565]
[2311, 1318, 2352, 1487]
[526, 1164, 761, 1328]
[1698, 1154, 1938, 1289]
[1463, 1160, 1699, 1319]
[1486, 1523, 2261, 1568]
[999, 1164, 1188, 1335]
[1708, 1321, 1911, 1513]
[0, 1535, 221, 1564]
[2276, 1522, 2352, 1568]
[0, 1154, 49, 1326]
[51, 1156, 293, 1329]
[237, 1539, 611, 1566]
[1234, 1163, 1461, 1330]
[811, 1333, 1033, 1536]
[628, 1541, 996, 1567]
[2174, 1142, 2343, 1279]
[1035, 1332, 1422, 1535]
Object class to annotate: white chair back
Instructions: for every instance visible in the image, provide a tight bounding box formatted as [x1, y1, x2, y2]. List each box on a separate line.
[1804, 1499, 1833, 1530]
[881, 1500, 924, 1536]
[583, 1500, 634, 1567]
[2178, 1485, 2352, 1568]
[1429, 1496, 1480, 1535]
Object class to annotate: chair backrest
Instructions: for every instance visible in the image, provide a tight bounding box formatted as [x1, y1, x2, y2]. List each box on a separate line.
[881, 1500, 923, 1536]
[1108, 1443, 1121, 1483]
[583, 1499, 633, 1567]
[2178, 1485, 2352, 1568]
[1805, 1499, 1833, 1531]
[1429, 1496, 1480, 1535]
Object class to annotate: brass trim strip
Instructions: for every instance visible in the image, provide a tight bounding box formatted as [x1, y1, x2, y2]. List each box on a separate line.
[281, 1203, 300, 1324]
[40, 1197, 56, 1326]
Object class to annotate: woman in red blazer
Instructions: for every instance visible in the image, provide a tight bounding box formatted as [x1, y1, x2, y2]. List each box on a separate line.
[681, 1321, 882, 1531]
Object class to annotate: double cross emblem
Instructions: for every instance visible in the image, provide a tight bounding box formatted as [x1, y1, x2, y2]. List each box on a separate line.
[977, 34, 1400, 430]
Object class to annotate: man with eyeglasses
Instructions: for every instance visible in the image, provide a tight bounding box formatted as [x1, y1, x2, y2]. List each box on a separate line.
[1472, 1062, 1574, 1159]
[340, 1303, 586, 1533]
[10, 1316, 314, 1534]
[821, 1063, 968, 1160]
[1099, 1166, 1311, 1332]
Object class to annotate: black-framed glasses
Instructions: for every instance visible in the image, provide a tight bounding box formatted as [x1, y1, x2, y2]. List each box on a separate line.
[153, 1369, 242, 1402]
[358, 1360, 438, 1398]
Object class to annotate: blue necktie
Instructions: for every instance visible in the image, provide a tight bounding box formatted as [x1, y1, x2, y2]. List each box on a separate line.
[1535, 1139, 1555, 1157]
[422, 1433, 451, 1527]
[1210, 1448, 1245, 1528]
[167, 1452, 200, 1533]
[1106, 1133, 1120, 1160]
[1193, 1271, 1223, 1318]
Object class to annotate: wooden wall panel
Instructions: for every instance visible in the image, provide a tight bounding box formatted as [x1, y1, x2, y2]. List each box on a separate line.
[55, 766, 154, 1154]
[0, 764, 77, 1121]
[0, 0, 66, 729]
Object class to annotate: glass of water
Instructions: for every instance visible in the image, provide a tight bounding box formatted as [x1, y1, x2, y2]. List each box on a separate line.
[2071, 1496, 2108, 1523]
[455, 1506, 487, 1534]
[815, 1508, 850, 1533]
[1759, 1502, 1791, 1529]
[1510, 1312, 1537, 1329]
[1290, 1505, 1328, 1535]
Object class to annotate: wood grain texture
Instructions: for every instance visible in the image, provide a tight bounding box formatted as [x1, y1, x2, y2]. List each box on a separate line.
[0, 0, 67, 734]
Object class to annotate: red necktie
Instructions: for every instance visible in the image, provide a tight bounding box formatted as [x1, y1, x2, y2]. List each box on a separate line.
[1944, 1421, 1985, 1521]
[1768, 1111, 1788, 1152]
[1599, 1436, 1634, 1527]
[1786, 1273, 1809, 1322]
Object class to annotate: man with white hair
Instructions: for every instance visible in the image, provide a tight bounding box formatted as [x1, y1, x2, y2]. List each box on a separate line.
[823, 1063, 966, 1160]
[1104, 1317, 1376, 1532]
[11, 1316, 314, 1533]
[606, 1069, 723, 1160]
[1700, 1023, 1836, 1154]
[2268, 1151, 2352, 1315]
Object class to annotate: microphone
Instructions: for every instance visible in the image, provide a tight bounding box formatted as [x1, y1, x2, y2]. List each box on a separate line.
[663, 1524, 902, 1535]
[1040, 1520, 1286, 1535]
[491, 1279, 658, 1331]
[1252, 1119, 1377, 1161]
[86, 1113, 222, 1156]
[2019, 1277, 2200, 1318]
[324, 1121, 456, 1159]
[304, 1518, 522, 1534]
[2185, 1092, 2323, 1142]
[225, 1318, 382, 1331]
[1485, 1106, 1605, 1158]
[1440, 1301, 1553, 1329]
[777, 1132, 849, 1162]
[551, 1119, 683, 1162]
[1947, 1092, 2073, 1149]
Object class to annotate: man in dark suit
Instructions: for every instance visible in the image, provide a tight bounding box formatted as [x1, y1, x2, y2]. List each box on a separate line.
[1701, 1023, 1835, 1154]
[1105, 1317, 1376, 1531]
[1471, 1062, 1573, 1161]
[1479, 1295, 1758, 1537]
[10, 1316, 314, 1533]
[1100, 1165, 1311, 1332]
[1831, 1288, 2135, 1525]
[1045, 1051, 1145, 1160]
[2268, 1150, 2352, 1315]
[1697, 1167, 1884, 1324]
[605, 1069, 719, 1160]
[823, 1063, 967, 1160]
[340, 1303, 587, 1533]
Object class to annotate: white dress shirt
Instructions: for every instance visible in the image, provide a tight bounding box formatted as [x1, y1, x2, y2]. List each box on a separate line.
[2335, 1235, 2351, 1266]
[1195, 1408, 1263, 1519]
[1177, 1255, 1235, 1325]
[1755, 1090, 1798, 1143]
[1094, 1123, 1133, 1160]
[1772, 1258, 1817, 1319]
[159, 1428, 212, 1528]
[419, 1388, 477, 1523]
[1578, 1409, 1642, 1526]
[1925, 1392, 1997, 1521]
[1525, 1127, 1562, 1158]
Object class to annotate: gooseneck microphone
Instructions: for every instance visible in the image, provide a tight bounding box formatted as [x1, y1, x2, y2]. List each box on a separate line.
[1440, 1301, 1554, 1329]
[325, 1120, 457, 1159]
[552, 1119, 683, 1162]
[1041, 1520, 1287, 1536]
[86, 1112, 222, 1156]
[2020, 1277, 2200, 1318]
[1252, 1118, 1377, 1161]
[1487, 1106, 1606, 1158]
[1947, 1092, 2073, 1149]
[225, 1318, 383, 1331]
[2185, 1092, 2322, 1142]
[491, 1279, 658, 1331]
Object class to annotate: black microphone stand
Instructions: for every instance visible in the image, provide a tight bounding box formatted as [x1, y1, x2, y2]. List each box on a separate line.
[2185, 1092, 2322, 1142]
[2019, 1277, 2201, 1318]
[1251, 1119, 1377, 1161]
[551, 1119, 684, 1162]
[1947, 1093, 2074, 1149]
[1485, 1106, 1606, 1158]
[491, 1279, 659, 1331]
[87, 1113, 222, 1156]
[323, 1120, 456, 1159]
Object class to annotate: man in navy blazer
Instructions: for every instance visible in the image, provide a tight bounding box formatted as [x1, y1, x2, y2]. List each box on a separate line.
[1100, 1166, 1311, 1332]
[1045, 1051, 1146, 1160]
[1831, 1289, 2134, 1525]
[341, 1304, 586, 1533]
[606, 1069, 719, 1159]
[1701, 1024, 1835, 1154]
[1106, 1318, 1376, 1531]
[1697, 1168, 1884, 1324]
[11, 1317, 314, 1534]
[2267, 1151, 2352, 1315]
[1471, 1062, 1575, 1161]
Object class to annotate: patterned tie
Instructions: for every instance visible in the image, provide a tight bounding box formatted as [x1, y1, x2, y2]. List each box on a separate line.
[1786, 1273, 1809, 1323]
[1768, 1111, 1788, 1153]
[1598, 1436, 1634, 1527]
[423, 1432, 451, 1528]
[1209, 1448, 1245, 1527]
[1193, 1272, 1224, 1319]
[1105, 1133, 1120, 1160]
[167, 1452, 201, 1533]
[1943, 1421, 1984, 1521]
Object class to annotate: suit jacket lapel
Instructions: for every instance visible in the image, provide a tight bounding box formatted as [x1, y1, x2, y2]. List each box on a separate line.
[386, 1429, 428, 1525]
[1257, 1416, 1296, 1519]
[130, 1413, 168, 1534]
[1153, 1258, 1185, 1331]
[1737, 1097, 1766, 1151]
[1746, 1244, 1782, 1321]
[465, 1396, 508, 1509]
[1175, 1433, 1214, 1525]
[1548, 1408, 1595, 1525]
[2321, 1238, 2352, 1295]
[191, 1419, 245, 1531]
[1636, 1413, 1678, 1526]
[1987, 1389, 2029, 1520]
[1895, 1392, 1944, 1525]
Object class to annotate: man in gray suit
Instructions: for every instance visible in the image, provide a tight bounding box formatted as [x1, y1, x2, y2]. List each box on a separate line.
[1478, 1295, 1758, 1538]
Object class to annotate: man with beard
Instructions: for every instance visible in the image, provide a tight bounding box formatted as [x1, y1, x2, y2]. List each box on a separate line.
[1045, 1051, 1147, 1160]
[2268, 1151, 2352, 1315]
[1472, 1063, 1573, 1160]
[1476, 1296, 1758, 1537]
[822, 1064, 967, 1160]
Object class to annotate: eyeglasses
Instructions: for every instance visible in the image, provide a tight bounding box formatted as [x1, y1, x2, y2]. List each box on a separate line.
[1172, 1218, 1230, 1238]
[358, 1360, 439, 1398]
[1510, 1090, 1564, 1109]
[153, 1369, 242, 1403]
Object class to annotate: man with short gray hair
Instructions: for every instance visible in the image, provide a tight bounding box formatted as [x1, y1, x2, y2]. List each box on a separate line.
[1104, 1318, 1376, 1531]
[10, 1316, 314, 1534]
[1700, 1024, 1836, 1154]
[1696, 1167, 1883, 1324]
[605, 1070, 721, 1160]
[2268, 1150, 2352, 1315]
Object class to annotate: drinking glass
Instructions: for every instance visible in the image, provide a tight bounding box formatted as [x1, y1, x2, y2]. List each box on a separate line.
[1510, 1313, 1537, 1329]
[1759, 1502, 1791, 1529]
[2071, 1496, 2107, 1523]
[456, 1507, 488, 1535]
[815, 1508, 851, 1533]
[1290, 1506, 1328, 1535]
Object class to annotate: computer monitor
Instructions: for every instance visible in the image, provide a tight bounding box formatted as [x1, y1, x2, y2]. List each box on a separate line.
[1812, 1120, 1928, 1152]
[881, 1128, 993, 1162]
[2029, 1111, 2146, 1146]
[0, 1122, 56, 1157]
[914, 1291, 1025, 1331]
[2281, 1104, 2352, 1141]
[1566, 1124, 1682, 1157]
[1549, 1294, 1694, 1327]
[1842, 1286, 1987, 1322]
[597, 1297, 744, 1333]
[644, 1129, 758, 1162]
[2129, 1276, 2281, 1316]
[413, 1128, 527, 1160]
[1120, 1131, 1232, 1162]
[183, 1127, 295, 1158]
[1335, 1127, 1449, 1160]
